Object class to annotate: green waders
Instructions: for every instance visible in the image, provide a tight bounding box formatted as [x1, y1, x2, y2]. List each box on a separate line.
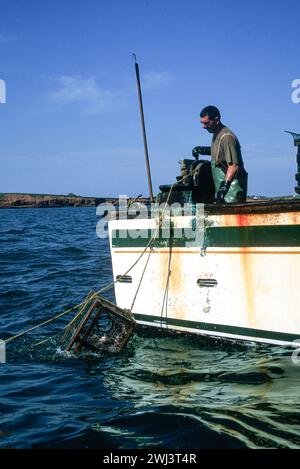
[211, 162, 248, 203]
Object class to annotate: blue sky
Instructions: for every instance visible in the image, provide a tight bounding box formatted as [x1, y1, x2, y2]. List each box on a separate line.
[0, 0, 300, 197]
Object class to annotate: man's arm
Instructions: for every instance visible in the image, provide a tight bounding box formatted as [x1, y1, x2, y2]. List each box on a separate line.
[221, 134, 242, 181]
[225, 163, 239, 182]
[216, 136, 241, 202]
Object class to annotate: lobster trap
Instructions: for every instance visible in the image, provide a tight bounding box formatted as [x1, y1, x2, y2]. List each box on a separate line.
[61, 292, 136, 354]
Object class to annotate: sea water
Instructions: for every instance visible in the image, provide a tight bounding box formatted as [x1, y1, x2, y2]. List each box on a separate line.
[0, 207, 300, 449]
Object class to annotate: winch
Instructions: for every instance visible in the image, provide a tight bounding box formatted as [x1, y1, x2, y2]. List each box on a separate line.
[157, 158, 215, 205]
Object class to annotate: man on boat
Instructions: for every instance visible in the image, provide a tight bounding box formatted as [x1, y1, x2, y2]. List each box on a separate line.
[192, 105, 248, 203]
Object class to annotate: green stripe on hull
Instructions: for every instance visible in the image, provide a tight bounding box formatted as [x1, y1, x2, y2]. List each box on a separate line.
[206, 225, 300, 247]
[112, 229, 188, 247]
[112, 225, 300, 248]
[133, 313, 300, 344]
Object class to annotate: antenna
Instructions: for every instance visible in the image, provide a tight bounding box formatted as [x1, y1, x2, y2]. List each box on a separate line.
[133, 54, 154, 203]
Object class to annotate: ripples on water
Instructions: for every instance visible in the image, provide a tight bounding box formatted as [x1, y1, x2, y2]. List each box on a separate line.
[0, 207, 300, 449]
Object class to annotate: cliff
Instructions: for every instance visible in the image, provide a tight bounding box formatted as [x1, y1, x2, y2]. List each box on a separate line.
[0, 193, 98, 208]
[0, 193, 150, 209]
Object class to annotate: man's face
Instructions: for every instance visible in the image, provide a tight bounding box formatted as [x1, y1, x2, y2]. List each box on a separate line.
[201, 115, 219, 134]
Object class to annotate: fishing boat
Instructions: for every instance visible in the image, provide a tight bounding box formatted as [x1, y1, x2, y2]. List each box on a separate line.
[107, 58, 300, 348]
[108, 131, 300, 347]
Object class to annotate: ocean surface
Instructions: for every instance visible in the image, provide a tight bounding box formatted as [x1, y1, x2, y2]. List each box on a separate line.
[1, 207, 300, 449]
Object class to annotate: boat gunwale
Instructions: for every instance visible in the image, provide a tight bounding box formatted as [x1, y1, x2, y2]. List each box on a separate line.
[109, 197, 300, 220]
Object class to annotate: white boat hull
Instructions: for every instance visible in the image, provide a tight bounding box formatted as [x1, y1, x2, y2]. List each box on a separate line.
[108, 205, 300, 347]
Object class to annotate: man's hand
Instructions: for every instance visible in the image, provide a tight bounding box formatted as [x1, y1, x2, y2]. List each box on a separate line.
[192, 146, 211, 158]
[216, 180, 231, 203]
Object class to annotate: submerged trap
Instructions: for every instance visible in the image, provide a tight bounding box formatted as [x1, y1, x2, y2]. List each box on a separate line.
[61, 292, 136, 354]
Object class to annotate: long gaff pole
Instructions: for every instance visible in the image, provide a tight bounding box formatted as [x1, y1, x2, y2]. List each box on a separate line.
[133, 54, 154, 202]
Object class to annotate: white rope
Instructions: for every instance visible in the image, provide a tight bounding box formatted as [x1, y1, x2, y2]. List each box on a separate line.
[3, 168, 197, 345]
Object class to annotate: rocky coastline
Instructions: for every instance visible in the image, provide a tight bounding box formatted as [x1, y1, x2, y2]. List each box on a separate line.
[0, 193, 150, 209]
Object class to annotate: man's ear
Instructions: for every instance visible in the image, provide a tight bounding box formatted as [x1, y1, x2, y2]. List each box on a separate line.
[215, 117, 219, 124]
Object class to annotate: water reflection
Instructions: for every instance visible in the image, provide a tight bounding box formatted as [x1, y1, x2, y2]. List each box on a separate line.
[96, 334, 300, 448]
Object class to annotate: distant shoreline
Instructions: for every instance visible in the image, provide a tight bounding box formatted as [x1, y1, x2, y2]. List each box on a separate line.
[0, 193, 150, 209]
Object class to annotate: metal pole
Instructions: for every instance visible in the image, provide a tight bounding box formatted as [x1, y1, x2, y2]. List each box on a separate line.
[133, 54, 154, 202]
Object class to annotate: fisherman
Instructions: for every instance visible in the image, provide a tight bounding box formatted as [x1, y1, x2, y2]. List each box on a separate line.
[192, 105, 248, 203]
